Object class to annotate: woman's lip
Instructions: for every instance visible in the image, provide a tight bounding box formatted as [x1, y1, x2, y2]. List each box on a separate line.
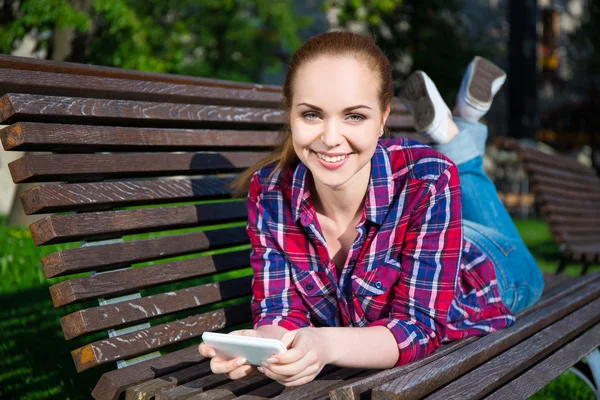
[312, 151, 351, 170]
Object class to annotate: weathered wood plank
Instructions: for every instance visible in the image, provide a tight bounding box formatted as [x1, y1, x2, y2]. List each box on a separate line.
[19, 178, 234, 215]
[124, 362, 218, 400]
[61, 275, 251, 339]
[92, 346, 206, 400]
[0, 93, 413, 129]
[523, 149, 597, 176]
[525, 163, 599, 185]
[9, 152, 268, 183]
[272, 368, 365, 400]
[42, 227, 248, 278]
[424, 298, 600, 399]
[54, 249, 249, 306]
[0, 93, 287, 127]
[72, 302, 251, 372]
[157, 371, 268, 399]
[239, 365, 340, 399]
[484, 323, 600, 400]
[369, 278, 600, 400]
[529, 173, 600, 194]
[0, 54, 282, 91]
[0, 122, 280, 152]
[30, 202, 248, 245]
[0, 67, 284, 108]
[329, 272, 596, 400]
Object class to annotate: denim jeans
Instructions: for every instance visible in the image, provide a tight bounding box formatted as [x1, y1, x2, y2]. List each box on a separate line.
[434, 117, 545, 314]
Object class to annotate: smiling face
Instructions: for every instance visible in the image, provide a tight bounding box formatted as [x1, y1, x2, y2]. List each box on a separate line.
[290, 56, 389, 192]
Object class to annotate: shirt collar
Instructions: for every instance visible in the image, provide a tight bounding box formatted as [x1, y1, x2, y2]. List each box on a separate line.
[291, 141, 393, 226]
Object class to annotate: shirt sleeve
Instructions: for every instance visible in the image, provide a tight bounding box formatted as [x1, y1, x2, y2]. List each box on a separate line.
[369, 165, 462, 367]
[247, 171, 312, 331]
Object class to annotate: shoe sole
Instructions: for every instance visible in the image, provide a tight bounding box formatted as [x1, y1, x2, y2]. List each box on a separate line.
[401, 72, 436, 132]
[467, 57, 506, 105]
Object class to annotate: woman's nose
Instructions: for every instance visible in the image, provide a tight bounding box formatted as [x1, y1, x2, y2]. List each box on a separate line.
[320, 120, 342, 147]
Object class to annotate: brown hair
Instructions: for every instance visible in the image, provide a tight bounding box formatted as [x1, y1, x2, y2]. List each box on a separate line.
[230, 31, 394, 197]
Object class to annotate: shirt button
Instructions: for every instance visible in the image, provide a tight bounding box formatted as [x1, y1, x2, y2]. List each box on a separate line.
[306, 283, 314, 291]
[375, 281, 383, 289]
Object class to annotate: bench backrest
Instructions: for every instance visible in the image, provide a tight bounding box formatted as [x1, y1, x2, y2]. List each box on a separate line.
[497, 137, 600, 266]
[0, 55, 416, 384]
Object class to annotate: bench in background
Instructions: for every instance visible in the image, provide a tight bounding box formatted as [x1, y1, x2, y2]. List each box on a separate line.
[1, 54, 599, 400]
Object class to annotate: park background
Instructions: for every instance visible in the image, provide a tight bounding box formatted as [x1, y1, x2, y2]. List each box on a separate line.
[1, 0, 600, 399]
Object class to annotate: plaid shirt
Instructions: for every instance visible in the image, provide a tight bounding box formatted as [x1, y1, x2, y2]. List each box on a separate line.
[248, 138, 516, 367]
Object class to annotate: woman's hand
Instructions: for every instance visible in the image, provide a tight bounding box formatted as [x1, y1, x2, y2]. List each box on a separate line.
[257, 328, 335, 387]
[198, 329, 262, 380]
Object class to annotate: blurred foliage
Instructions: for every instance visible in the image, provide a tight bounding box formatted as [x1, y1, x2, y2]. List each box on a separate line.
[325, 0, 497, 102]
[0, 0, 313, 82]
[574, 0, 600, 74]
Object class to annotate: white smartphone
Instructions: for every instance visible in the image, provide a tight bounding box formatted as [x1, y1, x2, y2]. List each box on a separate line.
[201, 331, 288, 366]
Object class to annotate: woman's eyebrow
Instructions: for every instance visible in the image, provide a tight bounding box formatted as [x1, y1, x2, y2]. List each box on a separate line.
[296, 103, 372, 112]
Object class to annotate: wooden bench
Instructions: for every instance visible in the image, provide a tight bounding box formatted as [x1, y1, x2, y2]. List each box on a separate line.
[496, 137, 600, 275]
[1, 54, 599, 400]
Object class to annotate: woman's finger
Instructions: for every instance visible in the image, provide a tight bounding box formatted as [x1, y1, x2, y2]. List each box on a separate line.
[279, 373, 319, 387]
[278, 361, 321, 384]
[198, 343, 216, 357]
[265, 350, 315, 377]
[210, 356, 247, 374]
[227, 364, 258, 380]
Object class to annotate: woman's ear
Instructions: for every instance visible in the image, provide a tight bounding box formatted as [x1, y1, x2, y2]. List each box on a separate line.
[381, 104, 391, 131]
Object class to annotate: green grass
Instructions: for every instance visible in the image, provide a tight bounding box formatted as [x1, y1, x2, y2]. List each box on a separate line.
[0, 217, 597, 399]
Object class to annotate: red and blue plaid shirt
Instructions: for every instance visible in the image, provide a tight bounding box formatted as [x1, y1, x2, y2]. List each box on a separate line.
[248, 138, 516, 367]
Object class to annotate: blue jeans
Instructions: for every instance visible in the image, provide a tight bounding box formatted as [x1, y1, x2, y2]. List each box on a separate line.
[434, 117, 544, 314]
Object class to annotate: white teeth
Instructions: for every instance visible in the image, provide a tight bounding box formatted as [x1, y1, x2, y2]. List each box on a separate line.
[316, 153, 349, 163]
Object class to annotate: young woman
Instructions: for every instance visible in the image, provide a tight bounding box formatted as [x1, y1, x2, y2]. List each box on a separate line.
[199, 31, 544, 387]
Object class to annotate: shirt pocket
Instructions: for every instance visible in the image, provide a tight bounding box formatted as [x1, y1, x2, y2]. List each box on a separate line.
[351, 263, 401, 319]
[291, 268, 337, 327]
[292, 268, 335, 297]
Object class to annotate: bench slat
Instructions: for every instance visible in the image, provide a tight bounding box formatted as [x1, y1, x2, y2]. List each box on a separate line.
[30, 202, 248, 245]
[369, 277, 600, 400]
[92, 346, 207, 400]
[423, 298, 600, 399]
[484, 323, 600, 400]
[51, 250, 249, 306]
[0, 93, 287, 127]
[0, 93, 413, 129]
[523, 149, 597, 176]
[271, 368, 366, 400]
[532, 184, 600, 202]
[62, 275, 252, 340]
[1, 122, 280, 152]
[537, 192, 600, 210]
[156, 371, 271, 399]
[20, 178, 234, 215]
[530, 176, 600, 195]
[125, 362, 225, 400]
[568, 244, 600, 263]
[0, 67, 284, 108]
[72, 302, 251, 372]
[0, 54, 282, 91]
[63, 273, 250, 340]
[541, 203, 600, 219]
[9, 152, 268, 183]
[525, 163, 600, 185]
[329, 272, 593, 400]
[42, 227, 248, 277]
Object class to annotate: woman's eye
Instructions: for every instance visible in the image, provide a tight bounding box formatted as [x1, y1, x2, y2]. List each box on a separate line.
[347, 114, 365, 122]
[302, 112, 320, 121]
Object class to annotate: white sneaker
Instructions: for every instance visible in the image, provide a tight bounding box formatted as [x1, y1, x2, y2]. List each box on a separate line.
[456, 56, 506, 122]
[400, 70, 453, 143]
